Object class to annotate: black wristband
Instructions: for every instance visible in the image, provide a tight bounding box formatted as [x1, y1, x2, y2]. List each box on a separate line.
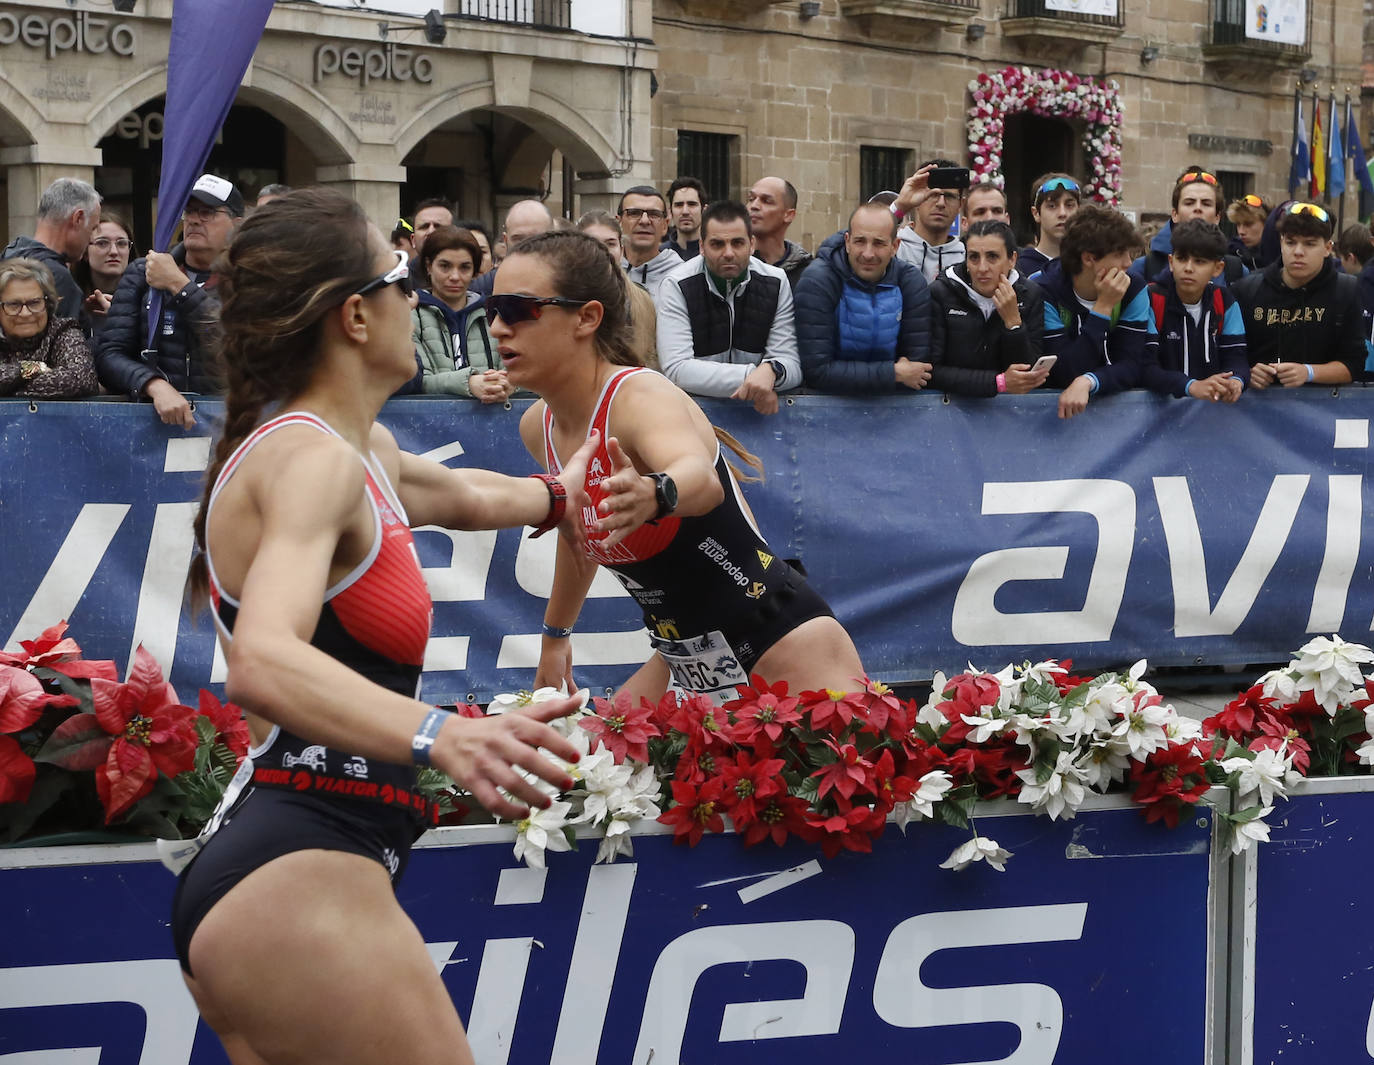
[542, 622, 574, 639]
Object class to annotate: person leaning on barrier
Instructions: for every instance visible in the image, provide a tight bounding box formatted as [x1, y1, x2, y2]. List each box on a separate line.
[656, 201, 799, 415]
[1233, 202, 1368, 389]
[928, 220, 1047, 398]
[1036, 203, 1150, 419]
[0, 258, 98, 399]
[411, 225, 510, 403]
[795, 202, 932, 394]
[1336, 223, 1374, 375]
[96, 174, 244, 428]
[1, 177, 100, 325]
[1139, 219, 1248, 403]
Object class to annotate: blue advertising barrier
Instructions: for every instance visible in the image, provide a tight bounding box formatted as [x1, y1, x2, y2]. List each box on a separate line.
[1235, 778, 1374, 1065]
[1, 388, 1371, 702]
[0, 796, 1227, 1064]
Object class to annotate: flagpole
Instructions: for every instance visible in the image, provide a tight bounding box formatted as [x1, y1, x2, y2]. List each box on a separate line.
[1340, 90, 1350, 231]
[1312, 88, 1321, 201]
[1290, 87, 1301, 199]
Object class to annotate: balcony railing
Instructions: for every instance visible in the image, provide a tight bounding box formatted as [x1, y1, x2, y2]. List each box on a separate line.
[450, 0, 573, 30]
[1207, 0, 1310, 58]
[1003, 0, 1124, 29]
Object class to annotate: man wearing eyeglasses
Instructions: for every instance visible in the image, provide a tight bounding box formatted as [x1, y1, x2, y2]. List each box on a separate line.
[891, 159, 967, 284]
[1, 177, 101, 324]
[617, 186, 684, 305]
[96, 174, 244, 429]
[1132, 166, 1246, 286]
[1232, 202, 1367, 389]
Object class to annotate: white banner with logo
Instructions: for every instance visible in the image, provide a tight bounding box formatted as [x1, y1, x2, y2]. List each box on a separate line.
[1245, 0, 1305, 45]
[1044, 0, 1118, 15]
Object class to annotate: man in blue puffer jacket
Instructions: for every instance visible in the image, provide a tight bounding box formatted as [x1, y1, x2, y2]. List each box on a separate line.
[795, 202, 932, 394]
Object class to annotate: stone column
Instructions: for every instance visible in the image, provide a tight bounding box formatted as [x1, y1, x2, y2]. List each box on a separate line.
[1, 143, 103, 240]
[315, 162, 407, 231]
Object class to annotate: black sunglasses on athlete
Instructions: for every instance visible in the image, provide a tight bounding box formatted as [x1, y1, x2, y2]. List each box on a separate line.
[354, 249, 414, 299]
[487, 293, 587, 325]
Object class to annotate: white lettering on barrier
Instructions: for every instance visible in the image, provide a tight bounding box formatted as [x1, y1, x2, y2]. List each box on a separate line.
[951, 480, 1135, 645]
[632, 920, 856, 1062]
[872, 903, 1089, 1065]
[1155, 474, 1308, 638]
[1311, 475, 1361, 633]
[1365, 991, 1374, 1056]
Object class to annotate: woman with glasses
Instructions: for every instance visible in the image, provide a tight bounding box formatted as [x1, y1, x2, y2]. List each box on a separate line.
[496, 229, 864, 705]
[0, 258, 97, 398]
[173, 188, 593, 1065]
[72, 210, 134, 342]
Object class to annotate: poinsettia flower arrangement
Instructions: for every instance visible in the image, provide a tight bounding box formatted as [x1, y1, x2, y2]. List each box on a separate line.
[0, 621, 248, 843]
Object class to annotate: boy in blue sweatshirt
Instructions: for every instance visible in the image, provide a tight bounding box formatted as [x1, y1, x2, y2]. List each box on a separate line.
[1036, 203, 1150, 419]
[1141, 219, 1247, 402]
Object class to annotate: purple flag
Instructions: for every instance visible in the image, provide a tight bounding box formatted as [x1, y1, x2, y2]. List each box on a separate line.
[146, 0, 275, 348]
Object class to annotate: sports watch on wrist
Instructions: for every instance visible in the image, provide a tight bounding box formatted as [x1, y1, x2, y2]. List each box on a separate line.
[648, 472, 678, 521]
[766, 359, 787, 389]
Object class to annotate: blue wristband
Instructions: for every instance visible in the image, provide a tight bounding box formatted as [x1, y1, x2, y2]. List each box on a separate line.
[542, 622, 574, 639]
[412, 706, 453, 767]
[1084, 372, 1101, 394]
[1305, 363, 1315, 383]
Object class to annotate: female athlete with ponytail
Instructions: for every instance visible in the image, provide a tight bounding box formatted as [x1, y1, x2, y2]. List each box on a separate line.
[493, 230, 865, 704]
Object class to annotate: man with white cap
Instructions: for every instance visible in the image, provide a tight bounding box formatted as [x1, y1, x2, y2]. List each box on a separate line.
[96, 174, 245, 427]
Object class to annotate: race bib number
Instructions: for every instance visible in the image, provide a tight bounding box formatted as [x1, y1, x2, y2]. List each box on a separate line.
[650, 629, 748, 704]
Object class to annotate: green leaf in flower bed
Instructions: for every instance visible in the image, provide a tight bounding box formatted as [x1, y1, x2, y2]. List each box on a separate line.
[35, 713, 111, 770]
[1228, 804, 1268, 825]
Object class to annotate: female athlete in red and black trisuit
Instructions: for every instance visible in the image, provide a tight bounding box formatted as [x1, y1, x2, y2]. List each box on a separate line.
[173, 188, 597, 1065]
[493, 230, 865, 703]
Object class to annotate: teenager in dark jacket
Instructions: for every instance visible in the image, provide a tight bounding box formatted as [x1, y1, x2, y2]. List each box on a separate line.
[795, 203, 931, 394]
[929, 220, 1047, 398]
[1131, 166, 1245, 286]
[1140, 220, 1248, 401]
[1233, 202, 1368, 388]
[1037, 204, 1150, 418]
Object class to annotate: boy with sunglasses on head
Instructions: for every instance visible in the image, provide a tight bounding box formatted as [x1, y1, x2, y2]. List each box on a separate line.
[1132, 166, 1247, 286]
[1226, 194, 1270, 270]
[1232, 202, 1368, 388]
[1016, 173, 1080, 278]
[1140, 220, 1247, 403]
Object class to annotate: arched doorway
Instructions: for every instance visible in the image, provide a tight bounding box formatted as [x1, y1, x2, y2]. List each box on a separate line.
[1002, 113, 1075, 246]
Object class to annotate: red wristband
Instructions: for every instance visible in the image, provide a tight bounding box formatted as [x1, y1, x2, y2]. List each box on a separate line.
[529, 474, 566, 538]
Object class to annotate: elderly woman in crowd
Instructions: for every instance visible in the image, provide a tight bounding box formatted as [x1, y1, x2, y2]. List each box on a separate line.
[0, 258, 98, 398]
[72, 210, 135, 342]
[412, 224, 513, 402]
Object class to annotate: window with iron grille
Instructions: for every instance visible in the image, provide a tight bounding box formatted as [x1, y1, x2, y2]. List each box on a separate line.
[454, 0, 572, 29]
[860, 146, 913, 204]
[677, 131, 736, 205]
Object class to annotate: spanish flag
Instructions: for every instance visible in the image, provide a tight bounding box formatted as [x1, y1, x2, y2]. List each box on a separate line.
[1311, 91, 1325, 199]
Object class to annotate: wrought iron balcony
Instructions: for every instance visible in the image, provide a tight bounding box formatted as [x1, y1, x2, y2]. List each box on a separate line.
[1203, 0, 1311, 70]
[1000, 0, 1125, 49]
[841, 0, 980, 35]
[449, 0, 573, 30]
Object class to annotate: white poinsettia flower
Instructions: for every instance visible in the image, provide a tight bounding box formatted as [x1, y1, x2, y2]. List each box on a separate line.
[1257, 667, 1300, 705]
[1290, 636, 1374, 714]
[940, 835, 1013, 872]
[1075, 742, 1131, 791]
[960, 707, 1016, 744]
[596, 819, 636, 864]
[1164, 714, 1203, 744]
[513, 800, 574, 870]
[1357, 737, 1374, 766]
[894, 769, 954, 830]
[1221, 747, 1293, 808]
[1229, 807, 1274, 855]
[1021, 660, 1067, 685]
[1111, 694, 1171, 759]
[1015, 752, 1089, 820]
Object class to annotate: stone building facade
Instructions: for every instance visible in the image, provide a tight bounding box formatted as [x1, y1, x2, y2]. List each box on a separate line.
[0, 0, 1363, 248]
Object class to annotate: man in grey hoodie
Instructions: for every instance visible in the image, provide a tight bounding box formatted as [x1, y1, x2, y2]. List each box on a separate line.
[891, 159, 966, 284]
[1, 177, 100, 322]
[618, 185, 683, 305]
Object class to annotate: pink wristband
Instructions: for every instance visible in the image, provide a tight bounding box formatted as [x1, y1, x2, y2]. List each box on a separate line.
[890, 202, 905, 221]
[996, 373, 1007, 394]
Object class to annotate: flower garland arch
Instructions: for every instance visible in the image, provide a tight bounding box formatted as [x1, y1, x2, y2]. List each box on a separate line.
[966, 65, 1123, 206]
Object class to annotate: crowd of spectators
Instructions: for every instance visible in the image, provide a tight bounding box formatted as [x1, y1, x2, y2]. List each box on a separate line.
[3, 157, 1372, 420]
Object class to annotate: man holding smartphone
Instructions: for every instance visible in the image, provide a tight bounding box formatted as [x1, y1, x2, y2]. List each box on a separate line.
[891, 159, 968, 283]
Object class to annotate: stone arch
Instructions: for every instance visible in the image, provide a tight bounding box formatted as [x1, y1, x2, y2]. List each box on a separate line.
[0, 73, 43, 145]
[395, 85, 619, 178]
[84, 64, 357, 165]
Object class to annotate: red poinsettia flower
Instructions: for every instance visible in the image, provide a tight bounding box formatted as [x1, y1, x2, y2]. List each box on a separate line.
[46, 646, 200, 823]
[198, 690, 250, 760]
[659, 777, 726, 847]
[810, 739, 875, 801]
[1130, 742, 1209, 827]
[666, 693, 734, 756]
[853, 677, 902, 734]
[0, 620, 83, 670]
[0, 734, 36, 804]
[716, 751, 785, 828]
[1203, 684, 1274, 742]
[1250, 715, 1311, 775]
[800, 687, 865, 734]
[804, 799, 886, 858]
[1051, 660, 1095, 695]
[724, 674, 793, 710]
[0, 663, 77, 736]
[729, 690, 802, 749]
[739, 792, 811, 848]
[582, 692, 661, 764]
[869, 748, 917, 813]
[676, 747, 726, 786]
